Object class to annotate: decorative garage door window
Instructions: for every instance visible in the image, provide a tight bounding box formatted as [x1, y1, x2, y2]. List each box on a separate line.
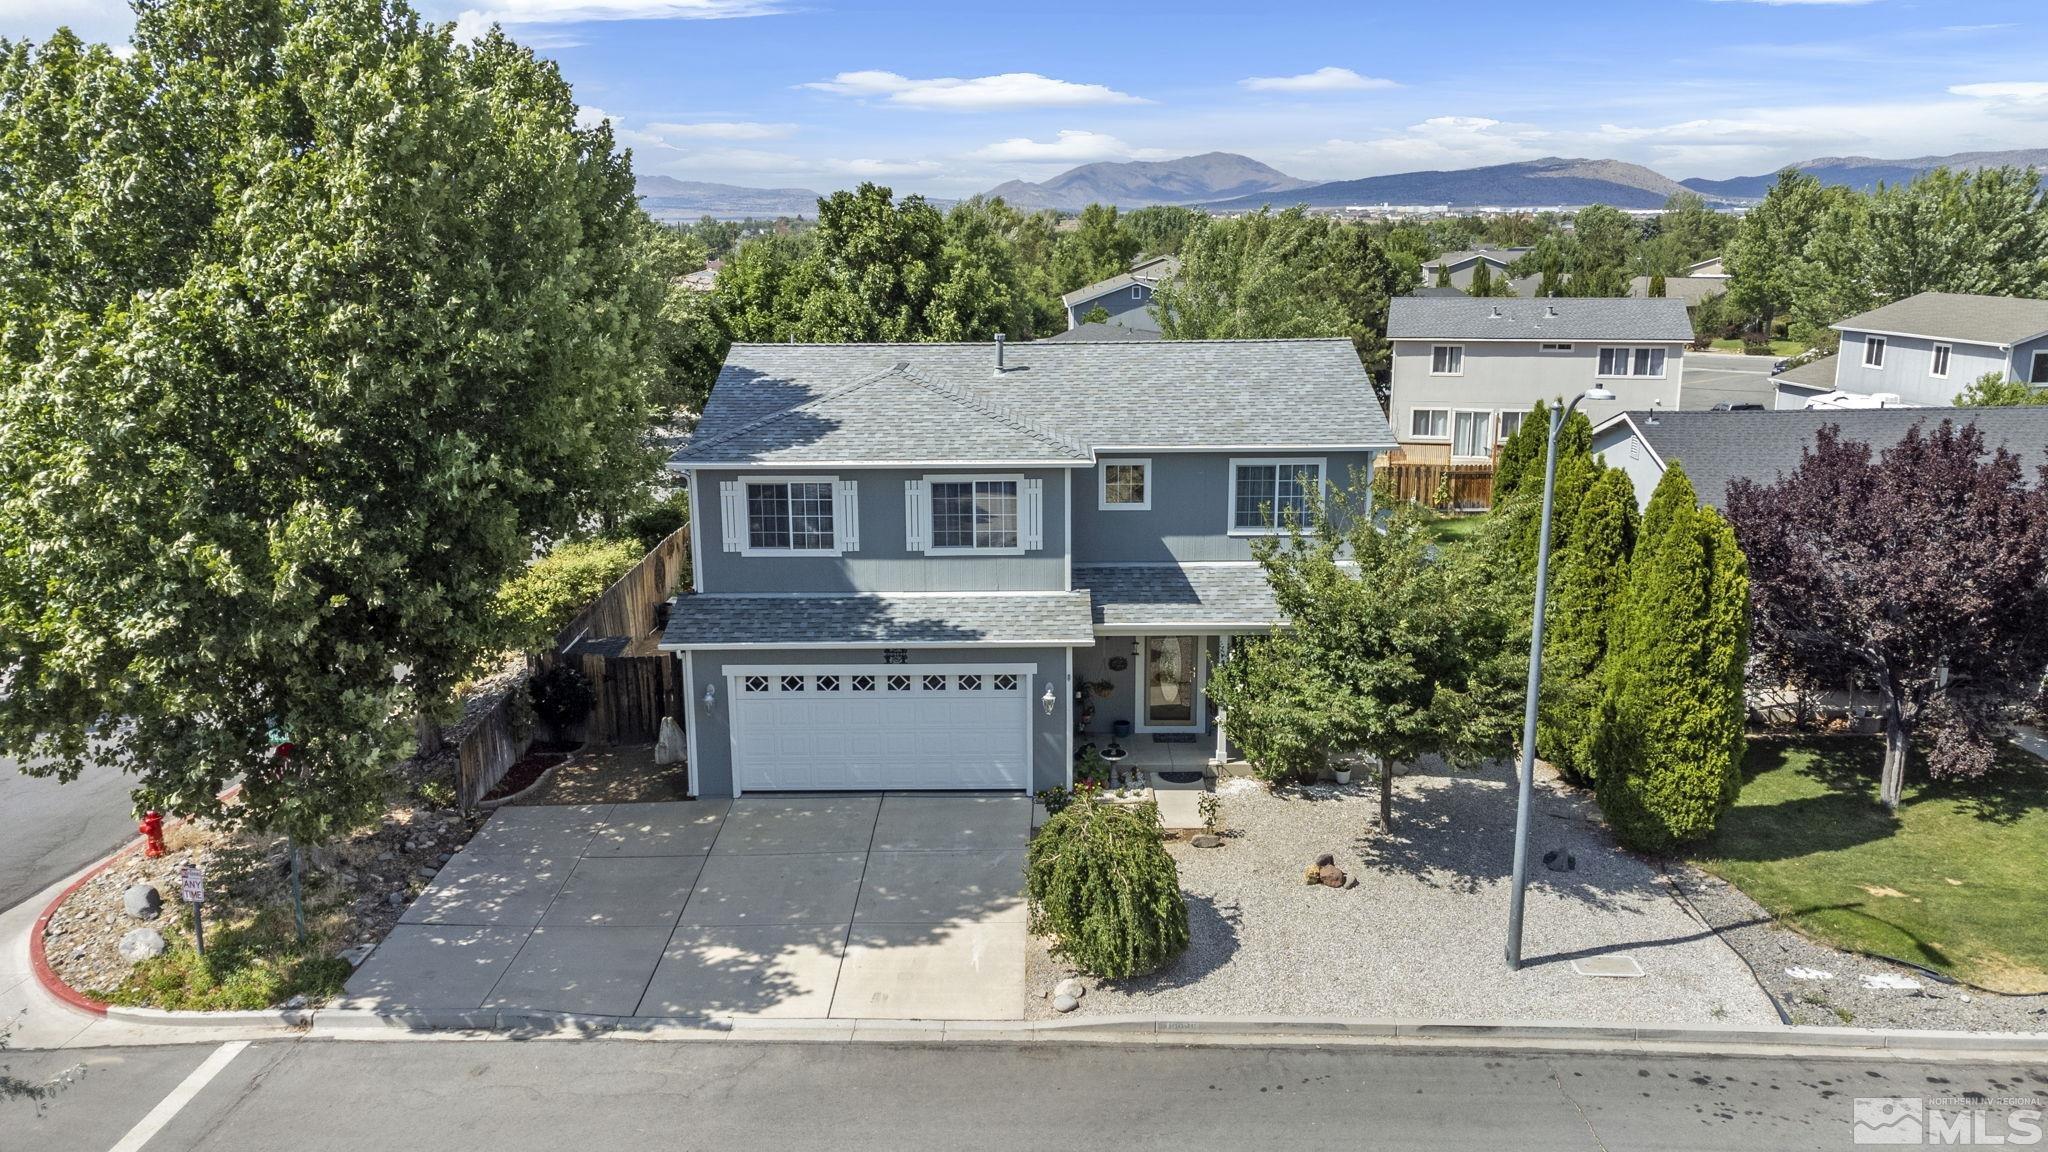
[725, 664, 1039, 792]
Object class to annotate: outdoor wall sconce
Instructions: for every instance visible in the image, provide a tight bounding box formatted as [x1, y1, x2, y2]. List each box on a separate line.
[702, 682, 717, 709]
[1041, 682, 1057, 716]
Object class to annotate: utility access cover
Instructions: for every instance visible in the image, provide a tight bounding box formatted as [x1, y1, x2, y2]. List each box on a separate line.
[1571, 955, 1645, 978]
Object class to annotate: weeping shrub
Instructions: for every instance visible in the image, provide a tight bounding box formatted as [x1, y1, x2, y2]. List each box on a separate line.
[1026, 796, 1188, 979]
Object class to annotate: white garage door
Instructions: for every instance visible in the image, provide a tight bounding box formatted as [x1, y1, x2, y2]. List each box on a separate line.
[728, 664, 1034, 792]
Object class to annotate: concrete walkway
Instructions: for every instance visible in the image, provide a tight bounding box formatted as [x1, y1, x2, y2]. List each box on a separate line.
[343, 794, 1029, 1021]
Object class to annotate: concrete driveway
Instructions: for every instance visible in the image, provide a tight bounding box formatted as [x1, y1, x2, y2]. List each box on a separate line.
[344, 794, 1029, 1021]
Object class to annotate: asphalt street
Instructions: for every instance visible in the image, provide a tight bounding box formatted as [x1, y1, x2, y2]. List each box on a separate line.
[0, 754, 136, 914]
[4, 1039, 2042, 1152]
[1682, 352, 1781, 411]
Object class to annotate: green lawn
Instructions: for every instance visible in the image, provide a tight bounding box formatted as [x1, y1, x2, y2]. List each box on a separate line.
[1691, 737, 2048, 993]
[1421, 514, 1486, 543]
[1708, 337, 1805, 357]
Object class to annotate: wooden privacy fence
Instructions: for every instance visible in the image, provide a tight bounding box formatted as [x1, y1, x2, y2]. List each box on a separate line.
[456, 680, 530, 810]
[548, 524, 692, 748]
[568, 643, 688, 746]
[1377, 462, 1496, 511]
[552, 527, 690, 654]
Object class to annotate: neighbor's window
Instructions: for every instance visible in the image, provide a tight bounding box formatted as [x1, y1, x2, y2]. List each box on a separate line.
[1100, 459, 1150, 510]
[1540, 343, 1573, 353]
[1497, 409, 1529, 443]
[1452, 411, 1491, 459]
[746, 480, 835, 551]
[1411, 408, 1449, 439]
[2031, 351, 2048, 384]
[1232, 460, 1324, 532]
[1598, 346, 1667, 378]
[1864, 336, 1887, 368]
[1931, 343, 1952, 378]
[930, 479, 1019, 550]
[1431, 345, 1464, 375]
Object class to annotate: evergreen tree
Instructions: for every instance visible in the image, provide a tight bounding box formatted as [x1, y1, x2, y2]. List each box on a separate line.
[1538, 466, 1637, 784]
[1435, 261, 1452, 288]
[1469, 262, 1495, 296]
[1647, 273, 1667, 298]
[1593, 464, 1750, 852]
[1492, 399, 1548, 503]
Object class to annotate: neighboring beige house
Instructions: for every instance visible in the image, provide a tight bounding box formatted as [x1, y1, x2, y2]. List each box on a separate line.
[1386, 297, 1693, 464]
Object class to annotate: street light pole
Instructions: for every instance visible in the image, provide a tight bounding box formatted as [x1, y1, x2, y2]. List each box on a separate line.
[1505, 387, 1613, 971]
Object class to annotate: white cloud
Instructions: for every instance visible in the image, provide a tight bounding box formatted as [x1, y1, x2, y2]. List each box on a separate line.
[968, 130, 1163, 163]
[450, 0, 780, 40]
[1948, 81, 2048, 105]
[801, 70, 1147, 110]
[645, 120, 799, 140]
[1240, 67, 1395, 93]
[828, 158, 944, 177]
[0, 0, 133, 43]
[1300, 116, 1550, 173]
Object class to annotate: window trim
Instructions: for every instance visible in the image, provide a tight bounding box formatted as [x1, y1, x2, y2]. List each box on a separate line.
[1450, 408, 1494, 462]
[1130, 285, 1145, 300]
[1409, 407, 1451, 442]
[1930, 342, 1952, 379]
[1097, 457, 1152, 511]
[1596, 345, 1669, 380]
[1539, 343, 1573, 353]
[1429, 344, 1465, 377]
[923, 473, 1026, 556]
[738, 474, 842, 557]
[1863, 336, 1887, 369]
[1496, 408, 1531, 445]
[1227, 456, 1328, 537]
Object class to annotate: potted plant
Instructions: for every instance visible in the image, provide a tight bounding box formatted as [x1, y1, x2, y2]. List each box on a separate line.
[1331, 761, 1353, 785]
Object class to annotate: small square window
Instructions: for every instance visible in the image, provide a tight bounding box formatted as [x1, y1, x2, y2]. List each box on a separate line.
[923, 674, 948, 691]
[993, 673, 1019, 691]
[742, 675, 769, 693]
[851, 675, 876, 692]
[1431, 345, 1463, 375]
[886, 674, 911, 692]
[781, 675, 805, 692]
[816, 675, 840, 692]
[958, 674, 983, 692]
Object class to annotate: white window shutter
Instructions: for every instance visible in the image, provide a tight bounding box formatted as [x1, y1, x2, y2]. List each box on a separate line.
[904, 480, 927, 552]
[719, 481, 744, 552]
[834, 479, 860, 552]
[1022, 478, 1044, 550]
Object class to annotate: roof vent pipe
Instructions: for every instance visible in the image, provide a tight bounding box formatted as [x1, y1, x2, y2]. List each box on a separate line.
[1545, 304, 1558, 318]
[994, 333, 1006, 374]
[1490, 306, 1503, 319]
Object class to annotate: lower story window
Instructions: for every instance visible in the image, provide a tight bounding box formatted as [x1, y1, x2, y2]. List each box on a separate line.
[1497, 409, 1529, 443]
[1411, 407, 1448, 439]
[1452, 410, 1491, 458]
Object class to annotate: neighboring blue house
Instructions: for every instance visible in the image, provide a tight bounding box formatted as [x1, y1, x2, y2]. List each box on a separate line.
[1059, 255, 1178, 333]
[660, 338, 1393, 797]
[1817, 292, 2048, 408]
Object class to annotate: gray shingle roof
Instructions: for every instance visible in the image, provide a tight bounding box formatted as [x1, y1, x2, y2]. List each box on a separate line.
[659, 591, 1097, 649]
[1604, 407, 2048, 510]
[1423, 248, 1531, 271]
[1627, 276, 1726, 307]
[1075, 564, 1282, 629]
[1059, 255, 1180, 309]
[1038, 325, 1162, 343]
[675, 339, 1394, 467]
[1833, 292, 2048, 348]
[1772, 354, 1838, 391]
[1388, 297, 1693, 342]
[674, 363, 1090, 465]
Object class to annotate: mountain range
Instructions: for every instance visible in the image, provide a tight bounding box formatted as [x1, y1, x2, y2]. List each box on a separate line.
[632, 147, 2048, 218]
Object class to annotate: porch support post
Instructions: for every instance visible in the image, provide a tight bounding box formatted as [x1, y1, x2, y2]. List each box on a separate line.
[1211, 634, 1232, 766]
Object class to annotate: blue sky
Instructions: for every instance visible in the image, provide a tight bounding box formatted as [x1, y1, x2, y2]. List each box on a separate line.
[8, 0, 2048, 194]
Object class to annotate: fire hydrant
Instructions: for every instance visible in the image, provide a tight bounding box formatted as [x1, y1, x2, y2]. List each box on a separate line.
[139, 810, 167, 859]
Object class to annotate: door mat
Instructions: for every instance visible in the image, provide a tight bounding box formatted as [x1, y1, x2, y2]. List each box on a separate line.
[1151, 734, 1198, 744]
[1156, 771, 1205, 784]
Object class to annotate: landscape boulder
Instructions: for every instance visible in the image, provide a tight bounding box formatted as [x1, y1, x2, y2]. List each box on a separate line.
[123, 884, 163, 921]
[118, 927, 167, 962]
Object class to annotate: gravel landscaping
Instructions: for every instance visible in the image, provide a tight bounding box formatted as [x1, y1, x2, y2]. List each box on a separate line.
[1028, 758, 1779, 1026]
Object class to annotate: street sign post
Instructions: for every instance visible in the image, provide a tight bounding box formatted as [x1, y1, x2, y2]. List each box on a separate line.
[180, 864, 206, 956]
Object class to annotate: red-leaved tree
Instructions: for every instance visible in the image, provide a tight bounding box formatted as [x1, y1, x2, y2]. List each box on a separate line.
[1726, 421, 2048, 809]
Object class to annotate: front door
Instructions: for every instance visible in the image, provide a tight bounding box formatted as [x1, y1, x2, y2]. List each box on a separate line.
[1140, 635, 1203, 732]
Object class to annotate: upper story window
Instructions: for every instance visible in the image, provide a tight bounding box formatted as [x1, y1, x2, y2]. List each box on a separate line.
[1100, 459, 1151, 510]
[1230, 458, 1325, 535]
[1131, 285, 1146, 300]
[1931, 343, 1952, 378]
[1540, 343, 1573, 353]
[719, 476, 856, 556]
[2032, 351, 2048, 384]
[1431, 345, 1464, 376]
[1598, 346, 1667, 378]
[1863, 336, 1887, 368]
[931, 477, 1018, 552]
[1410, 408, 1449, 440]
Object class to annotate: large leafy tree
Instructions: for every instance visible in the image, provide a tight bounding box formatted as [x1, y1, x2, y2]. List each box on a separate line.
[1592, 465, 1750, 851]
[790, 182, 947, 341]
[1726, 422, 2048, 809]
[1049, 203, 1139, 294]
[1211, 497, 1524, 828]
[1725, 169, 1832, 337]
[0, 0, 661, 841]
[1564, 204, 1635, 298]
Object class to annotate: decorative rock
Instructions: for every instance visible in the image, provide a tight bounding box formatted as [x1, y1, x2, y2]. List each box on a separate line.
[124, 884, 163, 921]
[1054, 978, 1086, 1001]
[1190, 835, 1224, 849]
[387, 892, 405, 907]
[284, 994, 309, 1009]
[1314, 853, 1336, 868]
[415, 866, 437, 880]
[118, 928, 167, 962]
[1051, 993, 1080, 1013]
[1318, 864, 1346, 888]
[1542, 850, 1576, 873]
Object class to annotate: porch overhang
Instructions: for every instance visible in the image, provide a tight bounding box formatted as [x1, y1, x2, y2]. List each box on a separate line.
[657, 591, 1097, 652]
[1074, 564, 1286, 633]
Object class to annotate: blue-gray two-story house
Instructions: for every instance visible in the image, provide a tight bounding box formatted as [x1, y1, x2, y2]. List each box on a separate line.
[658, 336, 1393, 797]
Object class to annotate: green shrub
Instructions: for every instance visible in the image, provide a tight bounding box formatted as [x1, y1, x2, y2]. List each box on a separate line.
[622, 488, 692, 552]
[1026, 796, 1188, 979]
[495, 537, 643, 650]
[529, 664, 595, 736]
[91, 909, 352, 1012]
